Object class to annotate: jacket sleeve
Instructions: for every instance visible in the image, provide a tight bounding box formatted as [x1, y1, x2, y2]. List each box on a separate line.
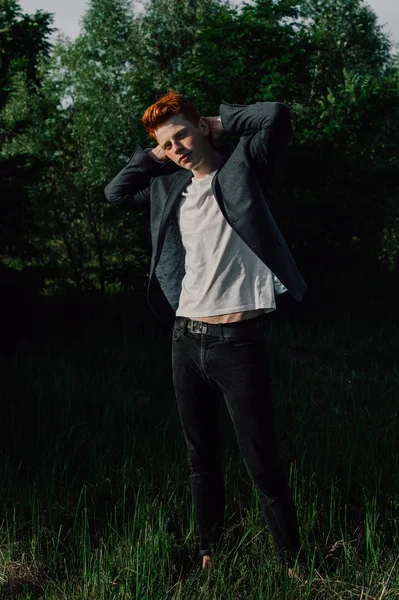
[218, 101, 293, 173]
[104, 145, 164, 210]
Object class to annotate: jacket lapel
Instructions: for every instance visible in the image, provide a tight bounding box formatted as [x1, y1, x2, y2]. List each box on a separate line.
[155, 169, 192, 261]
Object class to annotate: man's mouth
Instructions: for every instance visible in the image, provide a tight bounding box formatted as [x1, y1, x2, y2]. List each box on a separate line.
[180, 152, 191, 164]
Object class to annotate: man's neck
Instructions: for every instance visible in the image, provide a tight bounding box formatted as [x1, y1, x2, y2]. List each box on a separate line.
[191, 147, 223, 180]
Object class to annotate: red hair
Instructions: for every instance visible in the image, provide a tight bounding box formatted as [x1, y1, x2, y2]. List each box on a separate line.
[142, 90, 201, 138]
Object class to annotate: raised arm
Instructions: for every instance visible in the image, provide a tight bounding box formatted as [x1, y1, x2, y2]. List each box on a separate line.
[218, 101, 293, 176]
[104, 145, 166, 210]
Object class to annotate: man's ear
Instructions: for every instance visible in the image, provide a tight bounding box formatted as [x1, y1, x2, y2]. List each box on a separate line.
[199, 116, 209, 136]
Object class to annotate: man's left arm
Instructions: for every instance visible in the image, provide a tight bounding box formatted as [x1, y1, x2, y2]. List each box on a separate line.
[217, 101, 293, 176]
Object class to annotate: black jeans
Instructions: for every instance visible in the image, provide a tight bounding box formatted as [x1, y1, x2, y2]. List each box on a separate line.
[171, 314, 300, 561]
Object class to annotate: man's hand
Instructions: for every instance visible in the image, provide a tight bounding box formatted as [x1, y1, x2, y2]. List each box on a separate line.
[205, 116, 224, 148]
[146, 145, 168, 162]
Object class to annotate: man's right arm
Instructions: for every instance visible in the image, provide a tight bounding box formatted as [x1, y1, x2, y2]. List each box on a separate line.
[104, 145, 166, 210]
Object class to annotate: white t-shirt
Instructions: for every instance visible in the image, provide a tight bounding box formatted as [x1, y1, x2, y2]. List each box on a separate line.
[176, 170, 285, 318]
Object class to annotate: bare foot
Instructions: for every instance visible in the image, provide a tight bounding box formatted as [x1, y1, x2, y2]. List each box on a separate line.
[202, 555, 212, 569]
[287, 566, 307, 583]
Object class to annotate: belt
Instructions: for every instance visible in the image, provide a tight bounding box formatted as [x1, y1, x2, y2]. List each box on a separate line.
[174, 315, 267, 340]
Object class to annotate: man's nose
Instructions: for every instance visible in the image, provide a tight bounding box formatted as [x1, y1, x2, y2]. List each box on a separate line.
[173, 140, 184, 153]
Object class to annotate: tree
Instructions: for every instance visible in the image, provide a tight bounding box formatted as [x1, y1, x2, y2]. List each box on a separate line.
[0, 0, 53, 107]
[178, 0, 313, 109]
[0, 0, 53, 297]
[299, 0, 392, 100]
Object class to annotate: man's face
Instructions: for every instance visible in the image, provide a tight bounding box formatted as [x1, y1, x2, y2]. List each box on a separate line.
[154, 113, 208, 170]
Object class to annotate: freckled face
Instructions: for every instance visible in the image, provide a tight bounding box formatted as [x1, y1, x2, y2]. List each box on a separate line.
[154, 114, 207, 170]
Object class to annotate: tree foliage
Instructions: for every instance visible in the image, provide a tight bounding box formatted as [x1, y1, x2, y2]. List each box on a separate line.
[0, 0, 54, 297]
[2, 0, 399, 299]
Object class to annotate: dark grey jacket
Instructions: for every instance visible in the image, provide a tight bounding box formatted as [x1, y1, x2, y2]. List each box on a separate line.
[105, 101, 306, 325]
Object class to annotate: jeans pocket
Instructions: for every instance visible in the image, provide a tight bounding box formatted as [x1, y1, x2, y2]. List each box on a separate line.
[172, 325, 184, 342]
[225, 337, 257, 348]
[225, 327, 267, 345]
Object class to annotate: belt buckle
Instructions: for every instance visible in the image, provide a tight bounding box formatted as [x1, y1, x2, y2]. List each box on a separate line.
[190, 320, 208, 335]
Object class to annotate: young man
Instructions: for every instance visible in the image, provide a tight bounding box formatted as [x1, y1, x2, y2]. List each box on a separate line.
[105, 91, 307, 571]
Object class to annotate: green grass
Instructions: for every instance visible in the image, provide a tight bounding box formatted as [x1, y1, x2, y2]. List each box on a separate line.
[1, 307, 399, 599]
